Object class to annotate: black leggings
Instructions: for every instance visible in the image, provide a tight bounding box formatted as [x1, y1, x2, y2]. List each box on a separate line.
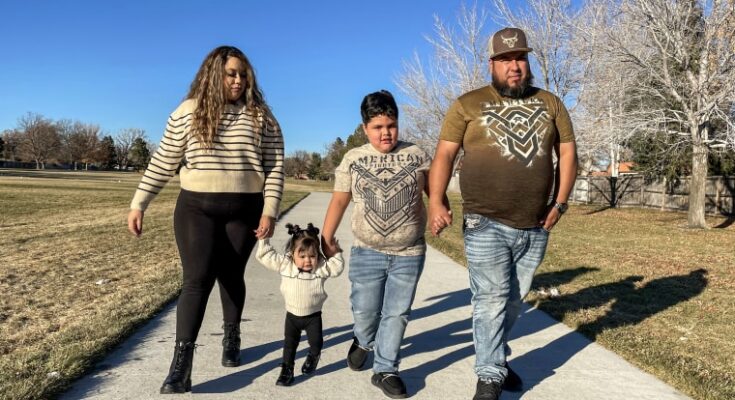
[283, 311, 323, 366]
[173, 189, 262, 342]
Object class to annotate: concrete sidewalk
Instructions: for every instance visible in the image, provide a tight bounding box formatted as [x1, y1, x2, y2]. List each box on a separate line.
[61, 192, 691, 399]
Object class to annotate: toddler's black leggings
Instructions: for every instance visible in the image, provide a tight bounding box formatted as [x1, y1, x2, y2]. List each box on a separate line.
[283, 311, 323, 365]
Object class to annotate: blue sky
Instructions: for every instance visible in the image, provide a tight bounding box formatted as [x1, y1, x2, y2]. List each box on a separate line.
[0, 1, 505, 154]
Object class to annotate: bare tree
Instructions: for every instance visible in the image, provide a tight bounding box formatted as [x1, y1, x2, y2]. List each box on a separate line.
[571, 2, 645, 178]
[599, 0, 735, 228]
[1, 129, 22, 161]
[16, 113, 61, 169]
[284, 150, 311, 178]
[63, 122, 101, 170]
[115, 128, 146, 170]
[396, 2, 489, 154]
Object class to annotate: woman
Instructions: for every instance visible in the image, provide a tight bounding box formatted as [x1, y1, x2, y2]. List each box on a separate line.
[126, 46, 284, 394]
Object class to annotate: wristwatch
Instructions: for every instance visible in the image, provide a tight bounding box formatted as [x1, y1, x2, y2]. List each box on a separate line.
[554, 201, 568, 214]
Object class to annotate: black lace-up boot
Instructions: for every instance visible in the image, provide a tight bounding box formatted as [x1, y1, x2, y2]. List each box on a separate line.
[160, 341, 195, 394]
[275, 363, 295, 386]
[301, 352, 320, 375]
[221, 322, 241, 367]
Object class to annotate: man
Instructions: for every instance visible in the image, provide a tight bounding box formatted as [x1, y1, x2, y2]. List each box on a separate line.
[429, 27, 578, 400]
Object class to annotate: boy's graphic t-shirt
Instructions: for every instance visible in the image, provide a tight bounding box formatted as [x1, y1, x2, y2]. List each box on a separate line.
[334, 141, 430, 256]
[439, 85, 575, 228]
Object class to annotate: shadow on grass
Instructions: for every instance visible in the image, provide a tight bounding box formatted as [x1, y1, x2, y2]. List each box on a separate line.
[513, 268, 708, 391]
[713, 217, 734, 229]
[584, 206, 614, 215]
[572, 268, 707, 340]
[532, 266, 599, 290]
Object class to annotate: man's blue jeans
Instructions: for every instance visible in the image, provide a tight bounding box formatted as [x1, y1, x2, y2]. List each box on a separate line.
[349, 246, 425, 373]
[463, 213, 549, 383]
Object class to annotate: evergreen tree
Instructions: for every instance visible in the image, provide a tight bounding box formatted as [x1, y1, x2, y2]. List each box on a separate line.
[327, 137, 346, 169]
[128, 137, 151, 171]
[98, 135, 117, 170]
[307, 152, 324, 180]
[346, 124, 368, 149]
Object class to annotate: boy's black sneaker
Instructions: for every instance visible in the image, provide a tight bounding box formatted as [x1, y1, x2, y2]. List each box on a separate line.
[502, 363, 522, 391]
[301, 353, 320, 375]
[275, 363, 294, 386]
[473, 378, 501, 400]
[371, 372, 408, 399]
[347, 337, 369, 371]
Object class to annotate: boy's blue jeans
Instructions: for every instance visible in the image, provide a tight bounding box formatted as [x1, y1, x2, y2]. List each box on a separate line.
[349, 246, 425, 374]
[463, 213, 549, 383]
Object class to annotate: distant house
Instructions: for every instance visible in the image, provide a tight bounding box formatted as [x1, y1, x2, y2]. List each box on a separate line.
[591, 162, 636, 176]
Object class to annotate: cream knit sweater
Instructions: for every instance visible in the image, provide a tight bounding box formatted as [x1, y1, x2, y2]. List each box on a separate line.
[256, 239, 344, 316]
[130, 99, 285, 217]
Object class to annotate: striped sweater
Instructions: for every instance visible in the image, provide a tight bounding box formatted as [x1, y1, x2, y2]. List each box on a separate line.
[130, 99, 285, 217]
[256, 239, 344, 316]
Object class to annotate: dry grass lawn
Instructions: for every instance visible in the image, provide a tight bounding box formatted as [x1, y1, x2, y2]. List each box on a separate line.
[0, 169, 308, 400]
[282, 177, 334, 192]
[425, 193, 735, 400]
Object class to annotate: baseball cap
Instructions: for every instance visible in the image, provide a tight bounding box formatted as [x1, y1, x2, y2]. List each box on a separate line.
[488, 27, 533, 59]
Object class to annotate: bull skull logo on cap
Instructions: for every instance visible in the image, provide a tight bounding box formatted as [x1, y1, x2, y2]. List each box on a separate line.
[501, 32, 519, 48]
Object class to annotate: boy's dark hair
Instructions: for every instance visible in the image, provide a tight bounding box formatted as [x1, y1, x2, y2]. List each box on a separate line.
[360, 90, 398, 124]
[285, 223, 324, 262]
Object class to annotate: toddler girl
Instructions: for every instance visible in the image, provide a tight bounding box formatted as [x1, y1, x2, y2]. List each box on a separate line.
[256, 223, 344, 386]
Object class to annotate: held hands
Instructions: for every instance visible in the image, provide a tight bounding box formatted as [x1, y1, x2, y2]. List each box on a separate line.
[254, 215, 276, 239]
[321, 235, 341, 258]
[429, 203, 453, 236]
[127, 209, 144, 237]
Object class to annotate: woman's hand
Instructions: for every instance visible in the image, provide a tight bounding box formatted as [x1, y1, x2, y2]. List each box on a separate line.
[255, 215, 276, 239]
[127, 209, 144, 237]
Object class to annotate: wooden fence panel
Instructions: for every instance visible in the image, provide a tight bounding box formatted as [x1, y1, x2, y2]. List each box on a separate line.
[572, 175, 734, 216]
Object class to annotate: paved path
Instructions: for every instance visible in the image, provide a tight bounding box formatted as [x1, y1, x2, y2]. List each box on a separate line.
[61, 192, 691, 399]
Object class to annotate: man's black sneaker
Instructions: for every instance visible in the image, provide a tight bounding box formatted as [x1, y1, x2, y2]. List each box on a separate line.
[473, 378, 501, 400]
[301, 352, 320, 375]
[371, 372, 408, 399]
[347, 337, 369, 371]
[502, 363, 522, 391]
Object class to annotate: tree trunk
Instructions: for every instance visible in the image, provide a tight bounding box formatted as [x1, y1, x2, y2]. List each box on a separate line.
[609, 141, 619, 207]
[688, 138, 709, 229]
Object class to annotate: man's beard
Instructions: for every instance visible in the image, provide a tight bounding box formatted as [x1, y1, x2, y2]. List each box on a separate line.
[492, 71, 534, 99]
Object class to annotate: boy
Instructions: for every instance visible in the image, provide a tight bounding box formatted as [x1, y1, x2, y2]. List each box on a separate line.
[322, 90, 444, 399]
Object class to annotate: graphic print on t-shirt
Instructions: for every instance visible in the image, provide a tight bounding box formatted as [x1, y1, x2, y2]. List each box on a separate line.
[351, 156, 422, 237]
[480, 98, 549, 167]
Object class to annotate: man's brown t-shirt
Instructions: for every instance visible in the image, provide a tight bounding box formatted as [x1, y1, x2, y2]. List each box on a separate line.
[439, 85, 575, 228]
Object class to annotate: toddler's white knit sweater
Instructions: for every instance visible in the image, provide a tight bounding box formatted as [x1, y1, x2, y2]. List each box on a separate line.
[256, 239, 344, 316]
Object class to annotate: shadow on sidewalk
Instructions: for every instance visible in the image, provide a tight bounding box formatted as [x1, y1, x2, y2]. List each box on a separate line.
[398, 266, 601, 396]
[194, 324, 354, 392]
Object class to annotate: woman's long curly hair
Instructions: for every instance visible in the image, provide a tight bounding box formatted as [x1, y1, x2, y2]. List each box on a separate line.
[186, 46, 268, 148]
